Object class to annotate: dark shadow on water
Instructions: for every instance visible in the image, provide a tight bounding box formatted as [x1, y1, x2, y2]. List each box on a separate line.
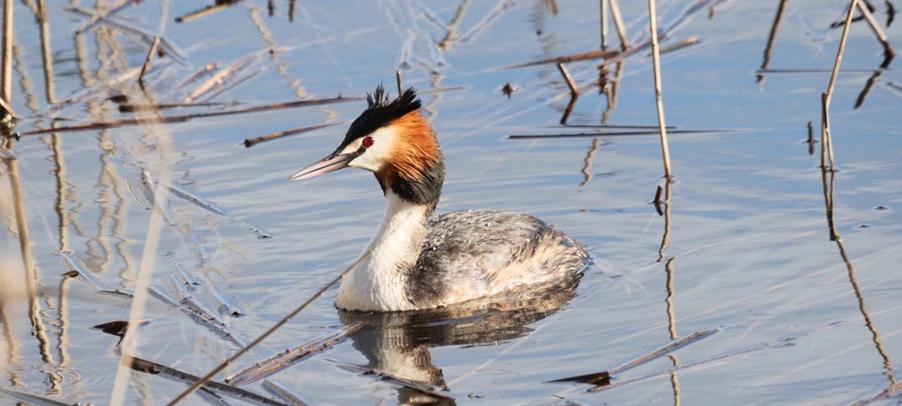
[338, 277, 580, 403]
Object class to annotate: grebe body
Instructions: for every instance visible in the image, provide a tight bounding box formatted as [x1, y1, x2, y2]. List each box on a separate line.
[291, 87, 588, 311]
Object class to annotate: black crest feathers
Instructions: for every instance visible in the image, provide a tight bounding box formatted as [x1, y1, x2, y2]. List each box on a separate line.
[338, 86, 422, 150]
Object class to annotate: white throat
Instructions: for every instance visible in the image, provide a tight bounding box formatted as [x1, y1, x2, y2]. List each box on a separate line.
[336, 191, 430, 311]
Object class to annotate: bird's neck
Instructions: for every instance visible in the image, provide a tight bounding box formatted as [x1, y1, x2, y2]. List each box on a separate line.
[337, 191, 432, 311]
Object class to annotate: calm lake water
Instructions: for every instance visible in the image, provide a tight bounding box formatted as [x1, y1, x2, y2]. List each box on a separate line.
[1, 0, 901, 404]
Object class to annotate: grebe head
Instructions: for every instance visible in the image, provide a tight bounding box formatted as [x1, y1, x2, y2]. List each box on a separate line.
[290, 86, 444, 205]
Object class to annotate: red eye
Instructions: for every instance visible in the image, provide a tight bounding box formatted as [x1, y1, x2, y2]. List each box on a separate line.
[362, 136, 374, 148]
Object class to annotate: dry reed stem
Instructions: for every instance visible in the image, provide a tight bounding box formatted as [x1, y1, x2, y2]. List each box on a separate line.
[609, 0, 629, 51]
[226, 321, 366, 386]
[36, 0, 55, 104]
[395, 69, 402, 96]
[108, 11, 178, 394]
[243, 122, 337, 148]
[175, 1, 242, 23]
[614, 329, 715, 374]
[600, 0, 609, 50]
[821, 0, 859, 171]
[18, 96, 358, 136]
[1, 0, 12, 106]
[166, 252, 371, 405]
[504, 48, 619, 69]
[557, 63, 579, 96]
[118, 102, 225, 112]
[138, 36, 160, 90]
[508, 129, 724, 140]
[108, 106, 175, 406]
[648, 0, 673, 180]
[551, 329, 716, 392]
[656, 35, 700, 55]
[561, 123, 676, 129]
[123, 356, 288, 405]
[589, 340, 790, 393]
[557, 62, 579, 124]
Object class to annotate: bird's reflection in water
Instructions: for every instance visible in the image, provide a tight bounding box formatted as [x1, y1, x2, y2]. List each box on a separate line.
[339, 276, 580, 405]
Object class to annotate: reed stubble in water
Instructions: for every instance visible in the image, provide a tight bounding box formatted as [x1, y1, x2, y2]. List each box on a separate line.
[821, 0, 859, 171]
[647, 0, 672, 180]
[166, 253, 371, 405]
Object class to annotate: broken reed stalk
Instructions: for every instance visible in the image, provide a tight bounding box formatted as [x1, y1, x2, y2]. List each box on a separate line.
[17, 96, 359, 136]
[119, 102, 226, 112]
[821, 0, 859, 171]
[855, 0, 896, 66]
[647, 0, 673, 180]
[243, 122, 337, 148]
[138, 36, 160, 90]
[609, 0, 629, 51]
[166, 253, 371, 405]
[589, 340, 792, 393]
[395, 69, 402, 96]
[557, 62, 579, 125]
[175, 0, 242, 23]
[656, 36, 700, 56]
[124, 356, 288, 406]
[504, 48, 619, 69]
[614, 329, 715, 374]
[226, 321, 366, 386]
[550, 329, 716, 388]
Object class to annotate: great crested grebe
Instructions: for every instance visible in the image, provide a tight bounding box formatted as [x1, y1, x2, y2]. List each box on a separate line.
[290, 86, 588, 312]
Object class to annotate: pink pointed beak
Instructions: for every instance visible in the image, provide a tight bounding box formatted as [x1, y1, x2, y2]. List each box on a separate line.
[289, 151, 361, 181]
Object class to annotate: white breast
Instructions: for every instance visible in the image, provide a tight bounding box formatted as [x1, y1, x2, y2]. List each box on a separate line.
[336, 192, 430, 311]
